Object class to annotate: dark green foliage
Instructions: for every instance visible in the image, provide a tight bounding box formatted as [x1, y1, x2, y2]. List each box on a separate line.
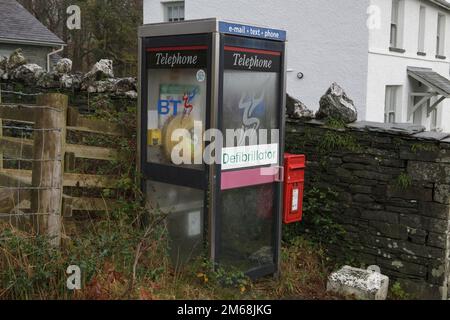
[283, 187, 345, 246]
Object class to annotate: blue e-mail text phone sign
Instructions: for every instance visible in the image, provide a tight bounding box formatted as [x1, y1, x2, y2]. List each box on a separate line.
[219, 21, 286, 42]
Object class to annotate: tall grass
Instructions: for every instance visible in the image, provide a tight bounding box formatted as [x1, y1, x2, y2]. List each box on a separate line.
[0, 211, 170, 300]
[1, 214, 334, 300]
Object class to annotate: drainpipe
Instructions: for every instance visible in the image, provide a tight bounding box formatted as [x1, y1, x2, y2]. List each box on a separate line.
[47, 45, 65, 72]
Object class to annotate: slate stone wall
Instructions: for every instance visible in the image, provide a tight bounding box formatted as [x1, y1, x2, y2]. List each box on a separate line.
[286, 119, 450, 300]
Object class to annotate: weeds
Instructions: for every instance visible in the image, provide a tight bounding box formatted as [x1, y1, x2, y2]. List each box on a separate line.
[389, 281, 410, 300]
[411, 143, 439, 154]
[325, 118, 347, 129]
[318, 131, 361, 155]
[284, 187, 345, 246]
[395, 172, 412, 190]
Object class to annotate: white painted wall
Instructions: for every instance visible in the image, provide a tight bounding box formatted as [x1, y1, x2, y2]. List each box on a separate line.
[144, 0, 182, 23]
[143, 0, 450, 132]
[143, 0, 370, 119]
[368, 0, 450, 132]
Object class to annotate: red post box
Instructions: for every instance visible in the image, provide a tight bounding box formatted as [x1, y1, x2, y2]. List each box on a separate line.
[283, 154, 306, 224]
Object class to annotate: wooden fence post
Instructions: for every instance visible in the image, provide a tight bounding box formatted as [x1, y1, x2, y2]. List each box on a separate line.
[31, 93, 67, 246]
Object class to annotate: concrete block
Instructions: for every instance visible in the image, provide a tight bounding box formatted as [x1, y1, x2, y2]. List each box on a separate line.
[327, 266, 389, 300]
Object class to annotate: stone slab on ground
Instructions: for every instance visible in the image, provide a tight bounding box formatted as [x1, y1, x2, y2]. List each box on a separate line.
[327, 266, 389, 300]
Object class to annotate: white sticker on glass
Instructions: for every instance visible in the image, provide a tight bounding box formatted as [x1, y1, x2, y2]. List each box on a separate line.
[148, 110, 159, 130]
[196, 69, 206, 82]
[187, 210, 201, 237]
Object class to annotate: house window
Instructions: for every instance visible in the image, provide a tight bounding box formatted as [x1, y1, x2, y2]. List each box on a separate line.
[418, 6, 426, 53]
[165, 1, 185, 22]
[390, 0, 402, 48]
[385, 86, 401, 123]
[436, 13, 446, 56]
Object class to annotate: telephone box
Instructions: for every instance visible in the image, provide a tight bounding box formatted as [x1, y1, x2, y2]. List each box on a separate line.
[138, 19, 287, 279]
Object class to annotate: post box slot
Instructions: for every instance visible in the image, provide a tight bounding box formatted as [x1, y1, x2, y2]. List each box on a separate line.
[288, 163, 305, 170]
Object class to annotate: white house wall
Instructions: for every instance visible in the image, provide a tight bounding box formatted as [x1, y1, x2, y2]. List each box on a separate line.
[143, 0, 370, 118]
[368, 0, 450, 132]
[143, 0, 175, 23]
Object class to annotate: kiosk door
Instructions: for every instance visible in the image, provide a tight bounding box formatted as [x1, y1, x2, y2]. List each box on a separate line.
[215, 35, 285, 278]
[142, 34, 212, 266]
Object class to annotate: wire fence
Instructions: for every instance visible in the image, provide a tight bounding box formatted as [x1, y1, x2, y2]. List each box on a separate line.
[0, 85, 64, 222]
[0, 85, 127, 243]
[0, 90, 43, 97]
[0, 83, 44, 104]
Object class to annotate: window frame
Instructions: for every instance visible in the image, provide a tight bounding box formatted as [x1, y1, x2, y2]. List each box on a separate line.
[164, 1, 185, 23]
[418, 6, 426, 53]
[436, 13, 446, 57]
[385, 86, 401, 124]
[390, 0, 401, 48]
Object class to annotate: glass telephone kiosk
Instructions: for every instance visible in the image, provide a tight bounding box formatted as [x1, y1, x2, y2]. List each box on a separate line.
[138, 19, 287, 279]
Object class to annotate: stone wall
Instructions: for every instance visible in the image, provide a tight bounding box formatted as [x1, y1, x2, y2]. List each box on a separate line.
[286, 119, 450, 299]
[1, 50, 137, 102]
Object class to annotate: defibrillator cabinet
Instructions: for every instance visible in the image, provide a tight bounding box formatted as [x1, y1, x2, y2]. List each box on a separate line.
[138, 19, 287, 279]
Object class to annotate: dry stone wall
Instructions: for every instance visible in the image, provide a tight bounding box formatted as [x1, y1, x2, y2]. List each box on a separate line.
[286, 119, 450, 299]
[0, 49, 137, 102]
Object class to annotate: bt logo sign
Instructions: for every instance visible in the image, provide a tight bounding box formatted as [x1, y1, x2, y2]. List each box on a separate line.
[158, 90, 197, 116]
[158, 99, 182, 116]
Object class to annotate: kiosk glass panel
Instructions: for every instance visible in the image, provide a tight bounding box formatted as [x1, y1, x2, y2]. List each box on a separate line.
[146, 47, 208, 170]
[220, 184, 276, 270]
[146, 180, 205, 265]
[223, 71, 279, 147]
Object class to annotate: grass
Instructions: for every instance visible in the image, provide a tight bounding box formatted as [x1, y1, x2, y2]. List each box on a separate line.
[150, 237, 336, 300]
[0, 217, 337, 300]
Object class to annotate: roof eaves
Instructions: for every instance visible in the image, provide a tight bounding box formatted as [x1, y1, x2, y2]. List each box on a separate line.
[0, 37, 66, 47]
[407, 67, 450, 97]
[427, 0, 450, 11]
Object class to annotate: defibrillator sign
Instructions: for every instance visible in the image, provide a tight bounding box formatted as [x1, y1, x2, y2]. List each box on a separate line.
[222, 143, 279, 170]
